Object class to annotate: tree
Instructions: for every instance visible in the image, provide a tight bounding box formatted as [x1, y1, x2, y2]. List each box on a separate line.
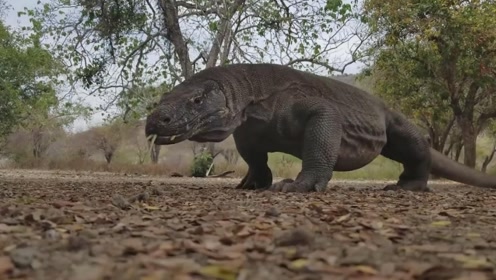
[0, 19, 71, 148]
[481, 121, 496, 173]
[90, 123, 123, 164]
[1, 3, 90, 154]
[481, 143, 496, 173]
[116, 84, 170, 122]
[0, 0, 9, 19]
[359, 67, 456, 154]
[116, 84, 168, 163]
[25, 96, 90, 159]
[362, 0, 496, 168]
[22, 0, 369, 159]
[24, 0, 367, 97]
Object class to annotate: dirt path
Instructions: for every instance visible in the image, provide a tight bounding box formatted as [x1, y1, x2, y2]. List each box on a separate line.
[0, 169, 495, 280]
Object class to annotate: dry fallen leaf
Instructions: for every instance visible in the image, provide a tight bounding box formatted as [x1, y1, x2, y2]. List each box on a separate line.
[451, 271, 489, 280]
[234, 226, 252, 238]
[112, 195, 132, 210]
[466, 232, 481, 238]
[141, 203, 160, 211]
[288, 259, 310, 270]
[70, 264, 106, 280]
[122, 238, 145, 255]
[3, 245, 17, 253]
[335, 213, 351, 223]
[360, 220, 384, 230]
[145, 257, 200, 273]
[0, 256, 14, 274]
[74, 215, 85, 223]
[274, 228, 314, 247]
[0, 224, 24, 233]
[51, 200, 77, 208]
[352, 265, 378, 275]
[4, 168, 496, 280]
[430, 220, 452, 227]
[404, 244, 453, 253]
[439, 254, 493, 269]
[199, 265, 238, 280]
[415, 265, 462, 280]
[67, 235, 90, 251]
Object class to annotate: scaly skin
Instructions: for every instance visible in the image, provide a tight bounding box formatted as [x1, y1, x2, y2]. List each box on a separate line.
[145, 63, 496, 192]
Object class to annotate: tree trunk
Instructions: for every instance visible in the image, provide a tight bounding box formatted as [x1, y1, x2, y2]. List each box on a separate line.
[460, 126, 477, 168]
[158, 0, 193, 79]
[32, 129, 43, 159]
[481, 144, 496, 173]
[444, 141, 455, 156]
[438, 116, 456, 152]
[455, 141, 463, 162]
[150, 144, 161, 164]
[105, 151, 113, 164]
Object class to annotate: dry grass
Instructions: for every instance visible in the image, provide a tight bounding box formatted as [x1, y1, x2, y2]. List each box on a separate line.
[3, 122, 495, 179]
[5, 145, 496, 180]
[7, 158, 173, 176]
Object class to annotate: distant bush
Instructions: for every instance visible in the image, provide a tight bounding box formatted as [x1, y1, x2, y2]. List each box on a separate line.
[191, 151, 214, 177]
[1, 120, 494, 180]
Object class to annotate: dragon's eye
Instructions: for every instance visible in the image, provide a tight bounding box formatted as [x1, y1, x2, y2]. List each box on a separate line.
[193, 96, 202, 104]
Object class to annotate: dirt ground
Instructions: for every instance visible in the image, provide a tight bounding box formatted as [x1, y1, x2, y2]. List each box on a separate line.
[1, 169, 496, 280]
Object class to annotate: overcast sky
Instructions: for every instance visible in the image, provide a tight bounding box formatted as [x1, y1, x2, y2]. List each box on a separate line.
[3, 0, 364, 132]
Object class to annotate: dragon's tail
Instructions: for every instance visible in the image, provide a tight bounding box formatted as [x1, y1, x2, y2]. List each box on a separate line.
[430, 148, 496, 188]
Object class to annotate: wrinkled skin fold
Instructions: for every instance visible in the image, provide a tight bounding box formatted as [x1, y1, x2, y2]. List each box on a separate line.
[146, 63, 496, 193]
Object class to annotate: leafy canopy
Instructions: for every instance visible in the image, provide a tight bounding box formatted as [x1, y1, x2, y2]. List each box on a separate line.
[21, 0, 367, 110]
[0, 20, 59, 138]
[361, 0, 496, 164]
[362, 0, 496, 119]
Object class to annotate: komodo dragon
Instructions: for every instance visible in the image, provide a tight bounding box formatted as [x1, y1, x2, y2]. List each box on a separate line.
[145, 63, 496, 192]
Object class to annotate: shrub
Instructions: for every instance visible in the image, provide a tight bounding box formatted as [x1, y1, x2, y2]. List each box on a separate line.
[191, 151, 214, 177]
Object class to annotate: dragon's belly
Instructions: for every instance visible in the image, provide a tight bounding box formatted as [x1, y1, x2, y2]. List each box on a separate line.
[333, 123, 387, 171]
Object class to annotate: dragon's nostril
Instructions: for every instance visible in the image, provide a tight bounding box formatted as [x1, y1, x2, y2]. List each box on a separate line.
[163, 117, 171, 124]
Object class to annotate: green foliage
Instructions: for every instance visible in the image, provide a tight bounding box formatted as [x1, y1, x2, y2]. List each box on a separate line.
[21, 0, 365, 110]
[362, 0, 496, 112]
[0, 0, 9, 19]
[0, 20, 64, 141]
[116, 84, 171, 121]
[361, 0, 496, 161]
[484, 120, 496, 144]
[191, 151, 214, 177]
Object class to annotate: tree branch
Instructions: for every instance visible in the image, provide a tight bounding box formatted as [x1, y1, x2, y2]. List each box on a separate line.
[158, 0, 193, 78]
[205, 0, 246, 68]
[286, 58, 339, 73]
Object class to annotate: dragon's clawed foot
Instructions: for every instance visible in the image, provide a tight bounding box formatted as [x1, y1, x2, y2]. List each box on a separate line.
[268, 178, 316, 193]
[235, 169, 272, 190]
[383, 183, 432, 192]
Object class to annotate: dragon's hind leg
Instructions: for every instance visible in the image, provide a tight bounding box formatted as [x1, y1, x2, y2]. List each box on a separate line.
[380, 114, 432, 192]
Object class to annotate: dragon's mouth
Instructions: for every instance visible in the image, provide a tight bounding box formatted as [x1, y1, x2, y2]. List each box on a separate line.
[146, 110, 232, 145]
[147, 133, 189, 145]
[189, 130, 232, 142]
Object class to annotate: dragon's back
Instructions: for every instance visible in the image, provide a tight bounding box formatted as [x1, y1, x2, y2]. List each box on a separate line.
[187, 63, 387, 117]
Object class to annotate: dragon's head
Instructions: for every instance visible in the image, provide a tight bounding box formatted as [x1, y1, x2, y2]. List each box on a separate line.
[145, 79, 236, 145]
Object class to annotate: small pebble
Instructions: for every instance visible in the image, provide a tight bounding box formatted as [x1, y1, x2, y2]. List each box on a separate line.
[43, 229, 61, 240]
[274, 228, 314, 247]
[67, 235, 90, 251]
[9, 247, 38, 268]
[111, 195, 131, 210]
[264, 207, 280, 217]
